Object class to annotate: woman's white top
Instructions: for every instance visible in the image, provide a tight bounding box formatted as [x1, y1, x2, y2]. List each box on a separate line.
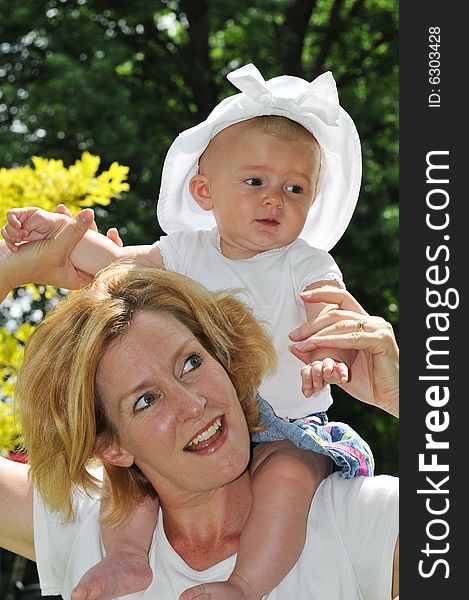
[158, 228, 344, 418]
[34, 473, 398, 600]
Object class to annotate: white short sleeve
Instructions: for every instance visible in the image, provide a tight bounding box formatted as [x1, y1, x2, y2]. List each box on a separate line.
[33, 488, 103, 598]
[157, 230, 197, 272]
[289, 240, 345, 296]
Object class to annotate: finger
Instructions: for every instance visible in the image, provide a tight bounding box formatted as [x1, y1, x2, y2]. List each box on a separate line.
[179, 585, 211, 600]
[311, 360, 325, 392]
[1, 224, 16, 243]
[56, 204, 72, 217]
[300, 365, 313, 397]
[289, 309, 371, 341]
[6, 212, 22, 228]
[300, 288, 367, 314]
[292, 316, 382, 347]
[7, 207, 39, 226]
[289, 342, 315, 364]
[4, 239, 19, 252]
[106, 227, 123, 247]
[56, 204, 98, 233]
[324, 372, 342, 385]
[292, 331, 379, 354]
[2, 226, 28, 246]
[4, 222, 29, 239]
[55, 209, 94, 251]
[335, 362, 349, 383]
[321, 358, 335, 379]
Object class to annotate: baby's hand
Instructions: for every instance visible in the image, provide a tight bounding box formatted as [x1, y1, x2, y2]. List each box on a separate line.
[1, 207, 68, 252]
[301, 358, 349, 397]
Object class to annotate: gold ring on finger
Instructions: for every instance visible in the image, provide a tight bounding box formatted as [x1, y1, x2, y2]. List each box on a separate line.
[356, 319, 366, 333]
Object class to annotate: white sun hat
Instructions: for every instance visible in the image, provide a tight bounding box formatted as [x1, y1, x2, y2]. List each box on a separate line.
[157, 63, 361, 251]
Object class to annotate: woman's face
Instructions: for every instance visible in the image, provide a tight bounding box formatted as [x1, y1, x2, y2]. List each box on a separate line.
[96, 310, 251, 500]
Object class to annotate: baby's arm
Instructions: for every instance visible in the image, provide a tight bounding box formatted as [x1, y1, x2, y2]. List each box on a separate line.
[2, 206, 164, 275]
[180, 441, 330, 600]
[299, 280, 357, 396]
[71, 475, 158, 600]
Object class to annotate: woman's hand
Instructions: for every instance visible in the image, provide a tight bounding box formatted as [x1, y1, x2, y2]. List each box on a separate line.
[290, 288, 399, 417]
[0, 209, 94, 302]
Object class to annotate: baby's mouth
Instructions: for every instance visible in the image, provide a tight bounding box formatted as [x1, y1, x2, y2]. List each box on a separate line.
[255, 218, 279, 227]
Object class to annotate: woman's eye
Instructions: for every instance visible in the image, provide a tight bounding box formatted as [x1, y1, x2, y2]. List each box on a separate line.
[286, 184, 303, 194]
[134, 393, 156, 413]
[245, 178, 263, 186]
[182, 354, 202, 375]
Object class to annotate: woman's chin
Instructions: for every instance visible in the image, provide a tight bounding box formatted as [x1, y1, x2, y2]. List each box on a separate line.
[217, 438, 251, 484]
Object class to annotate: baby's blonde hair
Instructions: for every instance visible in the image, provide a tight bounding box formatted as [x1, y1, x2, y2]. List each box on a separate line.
[16, 263, 276, 525]
[248, 115, 318, 144]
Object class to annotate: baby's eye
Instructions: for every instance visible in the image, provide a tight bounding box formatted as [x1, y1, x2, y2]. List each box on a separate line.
[244, 178, 263, 186]
[286, 184, 303, 194]
[134, 392, 157, 413]
[182, 353, 203, 375]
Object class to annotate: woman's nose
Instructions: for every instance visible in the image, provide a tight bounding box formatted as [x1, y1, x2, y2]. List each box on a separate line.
[261, 187, 284, 208]
[175, 386, 206, 423]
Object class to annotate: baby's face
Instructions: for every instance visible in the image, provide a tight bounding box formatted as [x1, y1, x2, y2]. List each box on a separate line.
[194, 121, 321, 259]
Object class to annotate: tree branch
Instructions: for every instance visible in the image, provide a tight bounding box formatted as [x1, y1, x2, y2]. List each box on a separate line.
[311, 0, 345, 76]
[276, 0, 318, 77]
[178, 0, 219, 118]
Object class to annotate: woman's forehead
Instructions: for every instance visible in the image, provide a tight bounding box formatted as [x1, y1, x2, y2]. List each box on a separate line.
[100, 311, 196, 372]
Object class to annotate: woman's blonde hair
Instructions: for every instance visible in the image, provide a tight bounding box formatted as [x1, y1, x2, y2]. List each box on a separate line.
[16, 263, 276, 525]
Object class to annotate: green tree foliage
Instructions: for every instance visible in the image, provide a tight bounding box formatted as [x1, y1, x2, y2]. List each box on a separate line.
[0, 0, 398, 473]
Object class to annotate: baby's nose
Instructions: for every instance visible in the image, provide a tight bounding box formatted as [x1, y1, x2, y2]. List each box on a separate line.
[262, 188, 284, 208]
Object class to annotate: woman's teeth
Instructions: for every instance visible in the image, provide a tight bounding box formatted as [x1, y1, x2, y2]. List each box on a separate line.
[187, 418, 222, 447]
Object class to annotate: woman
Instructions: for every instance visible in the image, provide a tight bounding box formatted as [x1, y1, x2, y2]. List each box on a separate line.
[0, 212, 399, 600]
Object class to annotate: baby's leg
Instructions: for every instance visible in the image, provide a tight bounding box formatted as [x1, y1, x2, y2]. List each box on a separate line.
[232, 441, 331, 596]
[180, 441, 331, 600]
[71, 484, 158, 600]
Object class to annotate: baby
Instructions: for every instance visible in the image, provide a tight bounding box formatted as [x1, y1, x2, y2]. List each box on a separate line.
[3, 64, 373, 600]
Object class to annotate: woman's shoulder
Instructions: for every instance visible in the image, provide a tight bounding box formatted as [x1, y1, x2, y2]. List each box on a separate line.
[314, 473, 398, 528]
[299, 473, 398, 600]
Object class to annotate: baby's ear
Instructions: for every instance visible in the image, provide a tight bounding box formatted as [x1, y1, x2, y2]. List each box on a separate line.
[189, 174, 214, 211]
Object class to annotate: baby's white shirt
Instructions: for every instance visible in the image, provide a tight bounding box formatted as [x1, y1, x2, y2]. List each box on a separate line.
[158, 228, 344, 418]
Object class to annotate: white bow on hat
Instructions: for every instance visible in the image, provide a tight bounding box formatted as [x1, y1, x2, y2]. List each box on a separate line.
[227, 63, 340, 126]
[158, 63, 361, 251]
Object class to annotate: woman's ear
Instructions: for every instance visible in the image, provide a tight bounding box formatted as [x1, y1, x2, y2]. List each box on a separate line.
[94, 440, 135, 468]
[189, 174, 214, 211]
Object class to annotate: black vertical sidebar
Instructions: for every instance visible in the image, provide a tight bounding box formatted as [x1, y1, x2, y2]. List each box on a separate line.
[400, 3, 467, 597]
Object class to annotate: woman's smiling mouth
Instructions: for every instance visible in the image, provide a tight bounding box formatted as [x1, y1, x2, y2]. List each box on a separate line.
[184, 416, 226, 453]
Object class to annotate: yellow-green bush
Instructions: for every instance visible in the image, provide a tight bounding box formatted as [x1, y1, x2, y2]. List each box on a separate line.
[0, 401, 22, 456]
[0, 151, 129, 224]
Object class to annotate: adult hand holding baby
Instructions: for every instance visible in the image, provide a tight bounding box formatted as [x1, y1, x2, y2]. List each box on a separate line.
[290, 287, 399, 418]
